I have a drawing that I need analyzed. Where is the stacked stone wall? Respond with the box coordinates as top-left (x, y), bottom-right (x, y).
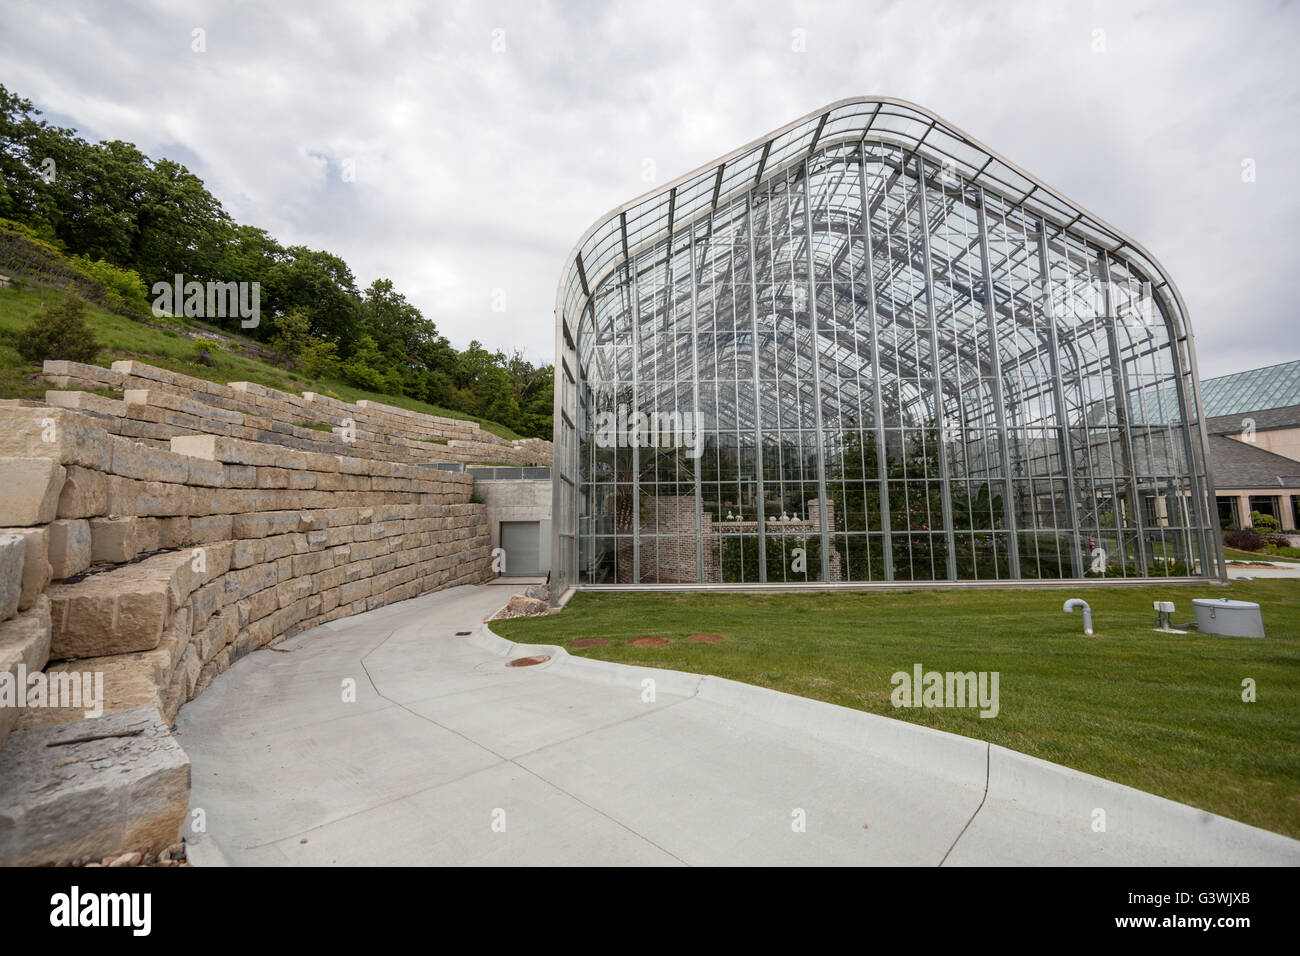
top-left (0, 361), bottom-right (525, 864)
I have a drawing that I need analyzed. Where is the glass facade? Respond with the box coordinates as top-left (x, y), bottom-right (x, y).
top-left (552, 99), bottom-right (1224, 593)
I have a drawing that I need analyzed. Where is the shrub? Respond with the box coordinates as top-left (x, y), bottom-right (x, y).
top-left (299, 338), bottom-right (340, 379)
top-left (70, 255), bottom-right (149, 314)
top-left (193, 336), bottom-right (223, 365)
top-left (1249, 510), bottom-right (1280, 532)
top-left (14, 296), bottom-right (100, 364)
top-left (1224, 528), bottom-right (1266, 552)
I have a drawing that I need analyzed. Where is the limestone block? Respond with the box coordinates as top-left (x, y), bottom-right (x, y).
top-left (171, 434), bottom-right (283, 468)
top-left (109, 437), bottom-right (191, 485)
top-left (0, 526), bottom-right (50, 610)
top-left (0, 706), bottom-right (189, 866)
top-left (0, 458), bottom-right (67, 526)
top-left (44, 390), bottom-right (126, 417)
top-left (0, 407), bottom-right (111, 471)
top-left (89, 516), bottom-right (140, 564)
top-left (46, 551), bottom-right (195, 659)
top-left (47, 519), bottom-right (91, 579)
top-left (188, 514), bottom-right (233, 545)
top-left (56, 465), bottom-right (109, 519)
top-left (0, 596), bottom-right (52, 748)
top-left (105, 474), bottom-right (191, 518)
top-left (0, 534), bottom-right (25, 622)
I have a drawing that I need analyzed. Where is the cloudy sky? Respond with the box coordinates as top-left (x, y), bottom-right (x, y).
top-left (2, 0), bottom-right (1296, 377)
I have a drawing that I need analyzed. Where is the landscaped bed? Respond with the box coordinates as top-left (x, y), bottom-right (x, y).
top-left (492, 579), bottom-right (1300, 839)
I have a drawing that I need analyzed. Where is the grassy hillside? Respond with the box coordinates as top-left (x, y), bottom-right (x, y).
top-left (0, 281), bottom-right (526, 441)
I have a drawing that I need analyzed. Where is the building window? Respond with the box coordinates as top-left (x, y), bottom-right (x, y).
top-left (1249, 496), bottom-right (1280, 524)
top-left (1216, 497), bottom-right (1239, 528)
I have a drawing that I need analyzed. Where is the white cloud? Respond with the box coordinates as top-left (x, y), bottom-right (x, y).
top-left (2, 0), bottom-right (1295, 376)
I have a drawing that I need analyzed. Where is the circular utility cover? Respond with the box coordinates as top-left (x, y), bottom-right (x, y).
top-left (507, 655), bottom-right (552, 667)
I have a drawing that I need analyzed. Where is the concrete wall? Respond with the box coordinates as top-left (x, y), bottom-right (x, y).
top-left (476, 479), bottom-right (551, 576)
top-left (1228, 426), bottom-right (1300, 463)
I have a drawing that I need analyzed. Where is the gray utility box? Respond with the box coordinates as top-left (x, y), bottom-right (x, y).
top-left (1193, 599), bottom-right (1265, 638)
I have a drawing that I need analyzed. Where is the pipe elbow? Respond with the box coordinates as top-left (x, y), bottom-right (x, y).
top-left (1063, 598), bottom-right (1094, 635)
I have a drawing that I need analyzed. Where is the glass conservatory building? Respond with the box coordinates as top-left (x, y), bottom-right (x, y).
top-left (551, 98), bottom-right (1224, 593)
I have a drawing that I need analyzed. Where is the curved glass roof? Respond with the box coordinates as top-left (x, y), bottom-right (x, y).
top-left (557, 97), bottom-right (1198, 360)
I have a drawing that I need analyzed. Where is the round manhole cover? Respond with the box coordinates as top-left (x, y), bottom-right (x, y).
top-left (688, 634), bottom-right (726, 643)
top-left (628, 637), bottom-right (669, 647)
top-left (507, 655), bottom-right (551, 668)
top-left (568, 638), bottom-right (609, 648)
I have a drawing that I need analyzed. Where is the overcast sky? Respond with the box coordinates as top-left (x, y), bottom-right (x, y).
top-left (2, 0), bottom-right (1296, 378)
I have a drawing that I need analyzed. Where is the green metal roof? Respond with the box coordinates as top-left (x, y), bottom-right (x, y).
top-left (1199, 359), bottom-right (1300, 418)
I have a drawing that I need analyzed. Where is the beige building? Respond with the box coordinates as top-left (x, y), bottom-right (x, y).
top-left (1199, 361), bottom-right (1300, 531)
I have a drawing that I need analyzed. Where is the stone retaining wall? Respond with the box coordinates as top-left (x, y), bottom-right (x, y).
top-left (0, 363), bottom-right (525, 864)
top-left (41, 359), bottom-right (552, 467)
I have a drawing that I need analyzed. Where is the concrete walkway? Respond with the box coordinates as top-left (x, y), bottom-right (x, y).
top-left (178, 585), bottom-right (1300, 866)
top-left (1226, 562), bottom-right (1300, 579)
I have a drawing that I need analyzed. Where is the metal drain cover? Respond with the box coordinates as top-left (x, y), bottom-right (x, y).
top-left (455, 631), bottom-right (471, 636)
top-left (507, 655), bottom-right (551, 668)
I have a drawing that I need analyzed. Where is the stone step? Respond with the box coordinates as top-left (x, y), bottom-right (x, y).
top-left (0, 705), bottom-right (189, 866)
top-left (45, 545), bottom-right (231, 660)
top-left (0, 596), bottom-right (52, 748)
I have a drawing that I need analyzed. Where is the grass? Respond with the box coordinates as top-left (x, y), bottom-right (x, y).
top-left (492, 579), bottom-right (1300, 838)
top-left (0, 283), bottom-right (525, 440)
top-left (1224, 546), bottom-right (1300, 564)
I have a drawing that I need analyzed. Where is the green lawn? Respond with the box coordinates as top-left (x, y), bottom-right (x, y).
top-left (0, 283), bottom-right (525, 440)
top-left (493, 579), bottom-right (1300, 838)
top-left (1225, 546), bottom-right (1300, 564)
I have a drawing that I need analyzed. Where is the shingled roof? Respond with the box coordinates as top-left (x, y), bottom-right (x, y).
top-left (1206, 403), bottom-right (1300, 436)
top-left (1208, 434), bottom-right (1300, 490)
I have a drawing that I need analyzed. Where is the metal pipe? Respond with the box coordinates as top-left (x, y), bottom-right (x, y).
top-left (1063, 597), bottom-right (1094, 635)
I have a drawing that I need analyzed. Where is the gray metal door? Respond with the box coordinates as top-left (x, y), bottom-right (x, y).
top-left (500, 521), bottom-right (541, 575)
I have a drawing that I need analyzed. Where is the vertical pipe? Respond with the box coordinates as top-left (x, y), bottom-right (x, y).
top-left (688, 226), bottom-right (705, 581)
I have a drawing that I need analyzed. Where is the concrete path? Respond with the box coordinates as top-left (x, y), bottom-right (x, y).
top-left (178, 585), bottom-right (1300, 866)
top-left (1226, 562), bottom-right (1300, 579)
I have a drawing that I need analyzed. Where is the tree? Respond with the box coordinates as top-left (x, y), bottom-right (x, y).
top-left (268, 309), bottom-right (313, 367)
top-left (15, 295), bottom-right (100, 364)
top-left (361, 278), bottom-right (439, 363)
top-left (263, 246), bottom-right (361, 347)
top-left (340, 334), bottom-right (402, 394)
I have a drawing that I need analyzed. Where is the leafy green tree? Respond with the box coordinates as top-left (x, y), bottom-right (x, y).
top-left (268, 309), bottom-right (313, 366)
top-left (0, 86), bottom-right (61, 230)
top-left (263, 246), bottom-right (361, 347)
top-left (340, 334), bottom-right (402, 394)
top-left (299, 338), bottom-right (341, 380)
top-left (360, 278), bottom-right (439, 362)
